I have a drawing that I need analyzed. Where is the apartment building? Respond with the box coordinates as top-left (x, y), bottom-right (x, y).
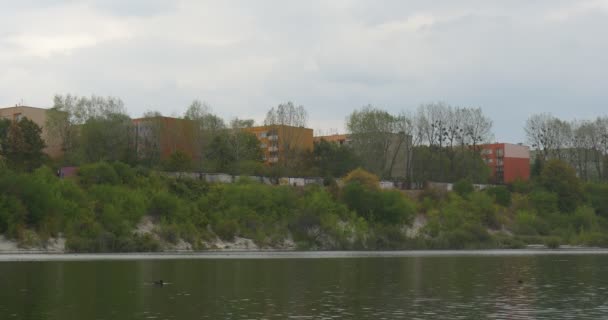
top-left (132, 116), bottom-right (201, 162)
top-left (244, 125), bottom-right (313, 164)
top-left (480, 143), bottom-right (530, 184)
top-left (0, 105), bottom-right (63, 158)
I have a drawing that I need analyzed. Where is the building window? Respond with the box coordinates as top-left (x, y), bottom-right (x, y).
top-left (496, 148), bottom-right (504, 157)
top-left (14, 113), bottom-right (23, 121)
top-left (259, 131), bottom-right (267, 138)
top-left (260, 143), bottom-right (267, 148)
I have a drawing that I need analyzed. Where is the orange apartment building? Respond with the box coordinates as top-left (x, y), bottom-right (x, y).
top-left (480, 143), bottom-right (530, 184)
top-left (132, 116), bottom-right (201, 162)
top-left (0, 105), bottom-right (63, 158)
top-left (244, 125), bottom-right (313, 164)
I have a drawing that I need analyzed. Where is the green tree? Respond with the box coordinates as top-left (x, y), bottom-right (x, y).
top-left (0, 118), bottom-right (46, 171)
top-left (313, 140), bottom-right (360, 177)
top-left (531, 157), bottom-right (544, 178)
top-left (540, 159), bottom-right (584, 213)
top-left (81, 113), bottom-right (134, 163)
top-left (163, 150), bottom-right (193, 172)
top-left (346, 106), bottom-right (410, 178)
top-left (50, 94), bottom-right (133, 165)
top-left (183, 99), bottom-right (226, 167)
top-left (205, 130), bottom-right (263, 174)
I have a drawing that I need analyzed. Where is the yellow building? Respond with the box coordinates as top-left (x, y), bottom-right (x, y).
top-left (0, 106), bottom-right (63, 158)
top-left (244, 125), bottom-right (313, 164)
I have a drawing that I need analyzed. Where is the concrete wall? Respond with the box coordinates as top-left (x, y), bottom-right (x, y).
top-left (159, 171), bottom-right (400, 189)
top-left (427, 181), bottom-right (491, 192)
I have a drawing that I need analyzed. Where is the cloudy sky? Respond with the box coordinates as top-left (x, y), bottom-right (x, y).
top-left (1, 0), bottom-right (607, 142)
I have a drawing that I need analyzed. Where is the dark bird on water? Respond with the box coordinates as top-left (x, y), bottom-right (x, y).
top-left (153, 280), bottom-right (165, 286)
top-left (517, 279), bottom-right (524, 284)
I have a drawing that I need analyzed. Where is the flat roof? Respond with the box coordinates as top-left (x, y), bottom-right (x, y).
top-left (0, 105), bottom-right (48, 111)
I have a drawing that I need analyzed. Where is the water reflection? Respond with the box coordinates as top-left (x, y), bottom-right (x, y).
top-left (0, 254), bottom-right (608, 319)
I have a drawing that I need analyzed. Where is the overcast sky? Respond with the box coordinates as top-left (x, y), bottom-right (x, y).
top-left (1, 1), bottom-right (607, 142)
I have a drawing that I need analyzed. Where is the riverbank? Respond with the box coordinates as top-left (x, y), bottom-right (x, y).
top-left (0, 231), bottom-right (594, 255)
top-left (2, 248), bottom-right (608, 262)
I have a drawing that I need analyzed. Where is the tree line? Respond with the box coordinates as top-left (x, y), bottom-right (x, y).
top-left (525, 113), bottom-right (608, 181)
top-left (345, 103), bottom-right (493, 185)
top-left (42, 94), bottom-right (496, 183)
top-left (3, 93), bottom-right (608, 186)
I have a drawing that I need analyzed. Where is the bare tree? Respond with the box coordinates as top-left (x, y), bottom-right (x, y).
top-left (460, 107), bottom-right (493, 149)
top-left (264, 101), bottom-right (308, 127)
top-left (525, 113), bottom-right (561, 160)
top-left (183, 99), bottom-right (226, 168)
top-left (264, 102), bottom-right (309, 169)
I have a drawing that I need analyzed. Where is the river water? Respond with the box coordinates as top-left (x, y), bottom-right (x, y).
top-left (1, 250), bottom-right (608, 319)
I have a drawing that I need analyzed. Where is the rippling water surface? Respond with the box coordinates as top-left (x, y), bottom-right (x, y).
top-left (1, 251), bottom-right (608, 319)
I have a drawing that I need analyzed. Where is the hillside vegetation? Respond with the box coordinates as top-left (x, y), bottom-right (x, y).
top-left (1, 160), bottom-right (607, 252)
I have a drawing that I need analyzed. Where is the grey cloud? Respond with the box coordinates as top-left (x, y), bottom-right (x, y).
top-left (1, 0), bottom-right (607, 142)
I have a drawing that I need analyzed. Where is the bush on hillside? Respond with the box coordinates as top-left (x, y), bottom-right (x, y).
top-left (453, 179), bottom-right (474, 198)
top-left (78, 162), bottom-right (120, 186)
top-left (486, 186), bottom-right (512, 207)
top-left (540, 160), bottom-right (584, 213)
top-left (343, 168), bottom-right (379, 190)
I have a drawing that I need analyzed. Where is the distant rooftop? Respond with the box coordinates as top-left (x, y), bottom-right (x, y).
top-left (0, 105), bottom-right (48, 110)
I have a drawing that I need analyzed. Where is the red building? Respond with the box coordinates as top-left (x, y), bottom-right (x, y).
top-left (480, 143), bottom-right (530, 184)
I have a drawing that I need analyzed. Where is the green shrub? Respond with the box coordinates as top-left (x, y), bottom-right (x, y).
top-left (544, 236), bottom-right (561, 249)
top-left (159, 223), bottom-right (180, 244)
top-left (78, 162), bottom-right (120, 186)
top-left (373, 224), bottom-right (407, 249)
top-left (486, 186), bottom-right (512, 207)
top-left (111, 162), bottom-right (136, 185)
top-left (162, 151), bottom-right (192, 172)
top-left (572, 206), bottom-right (598, 233)
top-left (215, 219), bottom-right (238, 241)
top-left (513, 210), bottom-right (547, 236)
top-left (577, 232), bottom-right (608, 247)
top-left (453, 179), bottom-right (474, 198)
top-left (133, 234), bottom-right (161, 252)
top-left (148, 191), bottom-right (180, 219)
top-left (0, 195), bottom-right (27, 238)
top-left (493, 233), bottom-right (525, 249)
top-left (468, 192), bottom-right (499, 228)
top-left (586, 183), bottom-right (608, 217)
top-left (540, 160), bottom-right (584, 213)
top-left (89, 185), bottom-right (147, 225)
top-left (529, 190), bottom-right (558, 216)
top-left (510, 178), bottom-right (532, 194)
top-left (341, 183), bottom-right (415, 224)
top-left (343, 168), bottom-right (379, 190)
